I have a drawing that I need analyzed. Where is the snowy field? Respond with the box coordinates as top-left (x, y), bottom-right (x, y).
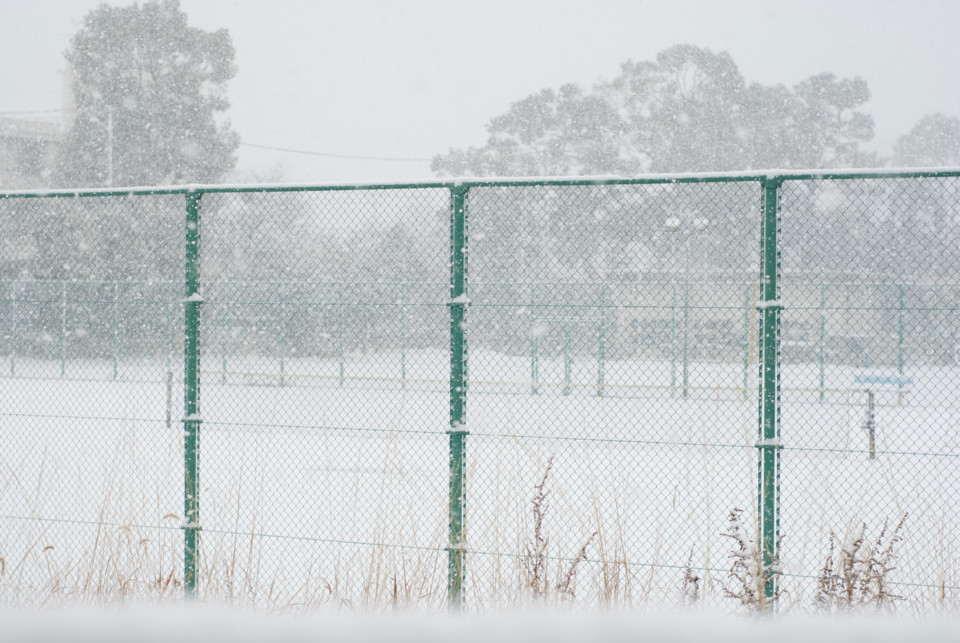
top-left (2, 605), bottom-right (960, 643)
top-left (1, 349), bottom-right (957, 611)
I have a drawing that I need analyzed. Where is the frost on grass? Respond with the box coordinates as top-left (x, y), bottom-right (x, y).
top-left (814, 514), bottom-right (908, 613)
top-left (682, 549), bottom-right (700, 606)
top-left (719, 507), bottom-right (780, 612)
top-left (521, 456), bottom-right (596, 603)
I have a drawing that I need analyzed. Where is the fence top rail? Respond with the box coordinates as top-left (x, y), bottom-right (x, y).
top-left (4, 278), bottom-right (960, 289)
top-left (2, 167), bottom-right (960, 199)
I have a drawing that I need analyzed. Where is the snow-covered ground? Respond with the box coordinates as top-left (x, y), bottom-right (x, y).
top-left (1, 605), bottom-right (959, 643)
top-left (0, 351), bottom-right (957, 610)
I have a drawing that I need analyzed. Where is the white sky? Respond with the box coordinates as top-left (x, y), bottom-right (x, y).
top-left (2, 0), bottom-right (959, 183)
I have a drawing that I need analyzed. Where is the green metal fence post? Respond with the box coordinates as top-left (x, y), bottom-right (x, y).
top-left (112, 281), bottom-right (119, 380)
top-left (60, 281), bottom-right (67, 378)
top-left (183, 190), bottom-right (203, 599)
top-left (819, 284), bottom-right (827, 403)
top-left (757, 177), bottom-right (782, 610)
top-left (447, 184), bottom-right (469, 610)
top-left (597, 284), bottom-right (606, 397)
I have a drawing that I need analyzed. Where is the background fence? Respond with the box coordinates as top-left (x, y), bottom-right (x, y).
top-left (0, 171), bottom-right (958, 612)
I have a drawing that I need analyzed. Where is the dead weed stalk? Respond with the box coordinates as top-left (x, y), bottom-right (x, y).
top-left (814, 514), bottom-right (908, 613)
top-left (522, 456), bottom-right (596, 602)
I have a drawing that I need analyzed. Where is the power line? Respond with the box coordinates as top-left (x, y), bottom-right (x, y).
top-left (240, 142), bottom-right (432, 163)
top-left (0, 109), bottom-right (63, 116)
top-left (0, 114), bottom-right (434, 163)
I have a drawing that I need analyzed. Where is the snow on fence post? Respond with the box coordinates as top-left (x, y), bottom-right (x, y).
top-left (757, 177), bottom-right (782, 610)
top-left (447, 184), bottom-right (469, 610)
top-left (183, 190), bottom-right (203, 599)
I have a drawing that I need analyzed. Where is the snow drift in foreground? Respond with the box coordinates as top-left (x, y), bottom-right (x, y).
top-left (1, 606), bottom-right (957, 643)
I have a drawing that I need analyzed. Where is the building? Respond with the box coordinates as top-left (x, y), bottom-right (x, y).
top-left (0, 67), bottom-right (74, 190)
top-left (0, 116), bottom-right (62, 190)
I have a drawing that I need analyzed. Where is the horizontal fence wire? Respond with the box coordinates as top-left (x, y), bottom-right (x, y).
top-left (0, 171), bottom-right (957, 612)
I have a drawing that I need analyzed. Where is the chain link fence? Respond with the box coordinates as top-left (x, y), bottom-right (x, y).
top-left (0, 172), bottom-right (957, 611)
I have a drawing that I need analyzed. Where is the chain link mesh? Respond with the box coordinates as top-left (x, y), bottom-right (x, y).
top-left (779, 176), bottom-right (960, 609)
top-left (466, 182), bottom-right (760, 606)
top-left (0, 193), bottom-right (185, 602)
top-left (0, 175), bottom-right (957, 611)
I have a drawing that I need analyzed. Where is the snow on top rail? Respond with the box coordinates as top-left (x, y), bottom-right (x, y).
top-left (2, 166), bottom-right (960, 199)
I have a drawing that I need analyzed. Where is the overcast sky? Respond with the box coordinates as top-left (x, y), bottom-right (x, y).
top-left (2, 0), bottom-right (959, 183)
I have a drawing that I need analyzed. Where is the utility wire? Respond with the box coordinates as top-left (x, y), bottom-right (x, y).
top-left (0, 109), bottom-right (63, 116)
top-left (0, 112), bottom-right (433, 163)
top-left (240, 142), bottom-right (432, 162)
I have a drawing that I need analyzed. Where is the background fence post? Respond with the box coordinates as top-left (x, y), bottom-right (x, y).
top-left (400, 282), bottom-right (407, 391)
top-left (183, 190), bottom-right (203, 599)
top-left (897, 284), bottom-right (906, 404)
top-left (447, 184), bottom-right (469, 610)
top-left (530, 283), bottom-right (539, 395)
top-left (9, 281), bottom-right (16, 376)
top-left (819, 283), bottom-right (827, 402)
top-left (220, 305), bottom-right (227, 385)
top-left (597, 284), bottom-right (606, 397)
top-left (670, 283), bottom-right (677, 396)
top-left (757, 177), bottom-right (782, 610)
top-left (338, 283), bottom-right (345, 387)
top-left (278, 282), bottom-right (286, 387)
top-left (682, 266), bottom-right (690, 399)
top-left (165, 281), bottom-right (173, 376)
top-left (60, 281), bottom-right (67, 378)
top-left (112, 281), bottom-right (119, 380)
top-left (743, 283), bottom-right (750, 401)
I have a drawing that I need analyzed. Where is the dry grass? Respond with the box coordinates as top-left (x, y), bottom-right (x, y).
top-left (717, 507), bottom-right (780, 613)
top-left (814, 514), bottom-right (908, 613)
top-left (0, 486), bottom-right (939, 615)
top-left (0, 407), bottom-right (951, 615)
top-left (520, 456), bottom-right (597, 603)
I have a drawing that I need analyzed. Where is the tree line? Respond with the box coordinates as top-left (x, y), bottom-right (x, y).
top-left (44, 2), bottom-right (960, 189)
top-left (432, 44), bottom-right (960, 177)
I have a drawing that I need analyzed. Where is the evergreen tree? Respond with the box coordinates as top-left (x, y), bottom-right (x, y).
top-left (432, 44), bottom-right (875, 177)
top-left (56, 0), bottom-right (238, 187)
top-left (894, 113), bottom-right (960, 166)
top-left (432, 84), bottom-right (631, 177)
